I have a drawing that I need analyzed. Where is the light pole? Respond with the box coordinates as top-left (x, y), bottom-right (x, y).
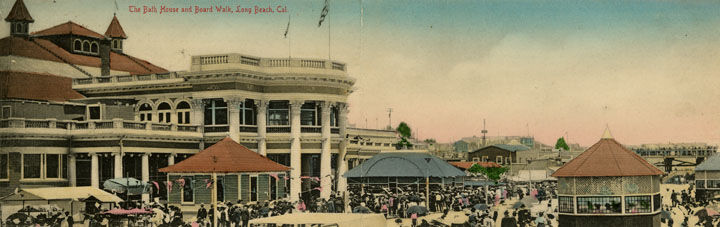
top-left (424, 157), bottom-right (431, 208)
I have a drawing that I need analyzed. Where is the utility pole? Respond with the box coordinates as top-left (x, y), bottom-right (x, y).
top-left (481, 119), bottom-right (488, 146)
top-left (387, 108), bottom-right (393, 129)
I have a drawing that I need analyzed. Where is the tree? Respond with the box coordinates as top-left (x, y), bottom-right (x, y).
top-left (555, 137), bottom-right (570, 151)
top-left (395, 122), bottom-right (413, 149)
top-left (423, 138), bottom-right (437, 144)
top-left (468, 164), bottom-right (507, 182)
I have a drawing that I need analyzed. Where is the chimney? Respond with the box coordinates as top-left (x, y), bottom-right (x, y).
top-left (100, 39), bottom-right (110, 76)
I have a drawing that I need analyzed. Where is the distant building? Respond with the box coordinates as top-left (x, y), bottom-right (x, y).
top-left (467, 144), bottom-right (530, 165)
top-left (694, 153), bottom-right (720, 203)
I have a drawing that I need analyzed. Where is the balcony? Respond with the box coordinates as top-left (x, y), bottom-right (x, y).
top-left (191, 54), bottom-right (347, 72)
top-left (0, 118), bottom-right (203, 135)
top-left (267, 126), bottom-right (291, 133)
top-left (240, 126), bottom-right (258, 133)
top-left (301, 126), bottom-right (321, 133)
top-left (204, 125), bottom-right (229, 133)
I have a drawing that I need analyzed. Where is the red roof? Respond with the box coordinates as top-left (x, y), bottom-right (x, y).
top-left (33, 21), bottom-right (105, 39)
top-left (449, 161), bottom-right (501, 170)
top-left (4, 0), bottom-right (33, 22)
top-left (0, 71), bottom-right (85, 102)
top-left (0, 36), bottom-right (168, 75)
top-left (104, 15), bottom-right (127, 39)
top-left (159, 137), bottom-right (291, 173)
top-left (551, 138), bottom-right (663, 177)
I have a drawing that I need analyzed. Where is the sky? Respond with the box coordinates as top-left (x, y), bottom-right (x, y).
top-left (2, 0), bottom-right (720, 146)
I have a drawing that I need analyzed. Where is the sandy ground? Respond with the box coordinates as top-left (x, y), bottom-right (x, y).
top-left (384, 184), bottom-right (717, 227)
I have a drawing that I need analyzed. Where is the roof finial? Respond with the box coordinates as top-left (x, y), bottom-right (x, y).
top-left (601, 124), bottom-right (613, 139)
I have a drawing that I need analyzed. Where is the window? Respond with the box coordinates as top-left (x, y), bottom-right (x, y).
top-left (267, 101), bottom-right (289, 126)
top-left (329, 106), bottom-right (339, 127)
top-left (300, 102), bottom-right (319, 126)
top-left (176, 102), bottom-right (191, 124)
top-left (625, 196), bottom-right (652, 213)
top-left (708, 180), bottom-right (720, 188)
top-left (0, 154), bottom-right (8, 179)
top-left (46, 154), bottom-right (60, 178)
top-left (472, 157), bottom-right (479, 162)
top-left (653, 194), bottom-right (661, 211)
top-left (1, 106), bottom-right (10, 119)
top-left (182, 176), bottom-right (194, 203)
top-left (112, 40), bottom-right (119, 49)
top-left (23, 154), bottom-right (41, 179)
top-left (250, 176), bottom-right (258, 201)
top-left (558, 196), bottom-right (574, 213)
top-left (576, 196), bottom-right (621, 214)
top-left (204, 99), bottom-right (227, 125)
top-left (74, 40), bottom-right (82, 51)
top-left (505, 157), bottom-right (511, 164)
top-left (240, 100), bottom-right (256, 125)
top-left (270, 175), bottom-right (277, 200)
top-left (87, 105), bottom-right (101, 120)
top-left (697, 180), bottom-right (705, 189)
top-left (157, 102), bottom-right (172, 123)
top-left (138, 103), bottom-right (153, 122)
top-left (482, 156), bottom-right (488, 162)
top-left (496, 156), bottom-right (503, 164)
top-left (82, 41), bottom-right (90, 52)
top-left (91, 42), bottom-right (98, 53)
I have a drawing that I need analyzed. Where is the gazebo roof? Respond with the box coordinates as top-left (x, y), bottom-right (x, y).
top-left (696, 153), bottom-right (720, 171)
top-left (343, 152), bottom-right (466, 178)
top-left (552, 129), bottom-right (663, 177)
top-left (159, 137), bottom-right (290, 173)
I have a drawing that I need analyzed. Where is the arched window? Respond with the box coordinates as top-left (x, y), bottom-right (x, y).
top-left (73, 40), bottom-right (82, 52)
top-left (176, 101), bottom-right (191, 124)
top-left (138, 103), bottom-right (153, 122)
top-left (14, 23), bottom-right (22, 34)
top-left (157, 102), bottom-right (172, 123)
top-left (82, 41), bottom-right (90, 52)
top-left (112, 40), bottom-right (118, 49)
top-left (91, 42), bottom-right (98, 53)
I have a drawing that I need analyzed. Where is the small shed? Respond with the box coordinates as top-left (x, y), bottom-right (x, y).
top-left (159, 137), bottom-right (290, 208)
top-left (695, 153), bottom-right (720, 202)
top-left (468, 144), bottom-right (530, 165)
top-left (552, 129), bottom-right (663, 227)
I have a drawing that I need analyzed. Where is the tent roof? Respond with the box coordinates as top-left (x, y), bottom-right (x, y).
top-left (552, 137), bottom-right (663, 177)
top-left (159, 137), bottom-right (290, 173)
top-left (343, 152), bottom-right (466, 178)
top-left (1, 187), bottom-right (122, 203)
top-left (696, 153), bottom-right (720, 171)
top-left (104, 15), bottom-right (127, 39)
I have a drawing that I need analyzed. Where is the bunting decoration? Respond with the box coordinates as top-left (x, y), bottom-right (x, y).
top-left (311, 177), bottom-right (320, 182)
top-left (300, 176), bottom-right (310, 179)
top-left (152, 181), bottom-right (160, 191)
top-left (313, 187), bottom-right (323, 192)
top-left (318, 0), bottom-right (329, 27)
top-left (284, 176), bottom-right (290, 180)
top-left (166, 181), bottom-right (173, 193)
top-left (205, 179), bottom-right (214, 189)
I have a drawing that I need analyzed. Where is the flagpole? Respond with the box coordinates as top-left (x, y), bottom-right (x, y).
top-left (328, 0), bottom-right (331, 60)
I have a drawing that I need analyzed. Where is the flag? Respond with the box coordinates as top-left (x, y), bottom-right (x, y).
top-left (283, 16), bottom-right (290, 38)
top-left (269, 173), bottom-right (279, 181)
top-left (176, 178), bottom-right (186, 188)
top-left (166, 181), bottom-right (173, 193)
top-left (318, 0), bottom-right (329, 27)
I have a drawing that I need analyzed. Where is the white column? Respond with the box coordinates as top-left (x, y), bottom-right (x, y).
top-left (336, 103), bottom-right (349, 193)
top-left (289, 100), bottom-right (303, 202)
top-left (256, 100), bottom-right (268, 155)
top-left (227, 98), bottom-right (243, 142)
top-left (190, 99), bottom-right (205, 126)
top-left (90, 153), bottom-right (99, 188)
top-left (141, 153), bottom-right (150, 202)
top-left (113, 152), bottom-right (123, 179)
top-left (168, 153), bottom-right (175, 166)
top-left (68, 154), bottom-right (77, 187)
top-left (320, 102), bottom-right (332, 199)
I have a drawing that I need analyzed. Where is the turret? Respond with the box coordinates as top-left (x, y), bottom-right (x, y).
top-left (104, 14), bottom-right (127, 53)
top-left (4, 0), bottom-right (34, 37)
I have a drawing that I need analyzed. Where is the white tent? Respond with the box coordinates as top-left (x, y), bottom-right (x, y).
top-left (0, 187), bottom-right (122, 221)
top-left (249, 213), bottom-right (386, 227)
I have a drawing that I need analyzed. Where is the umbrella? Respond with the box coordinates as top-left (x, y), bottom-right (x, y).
top-left (521, 196), bottom-right (539, 207)
top-left (660, 210), bottom-right (672, 219)
top-left (407, 205), bottom-right (428, 216)
top-left (103, 208), bottom-right (153, 215)
top-left (474, 204), bottom-right (489, 211)
top-left (696, 208), bottom-right (720, 217)
top-left (103, 178), bottom-right (148, 195)
top-left (512, 201), bottom-right (526, 209)
top-left (408, 195), bottom-right (423, 202)
top-left (352, 206), bottom-right (371, 213)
